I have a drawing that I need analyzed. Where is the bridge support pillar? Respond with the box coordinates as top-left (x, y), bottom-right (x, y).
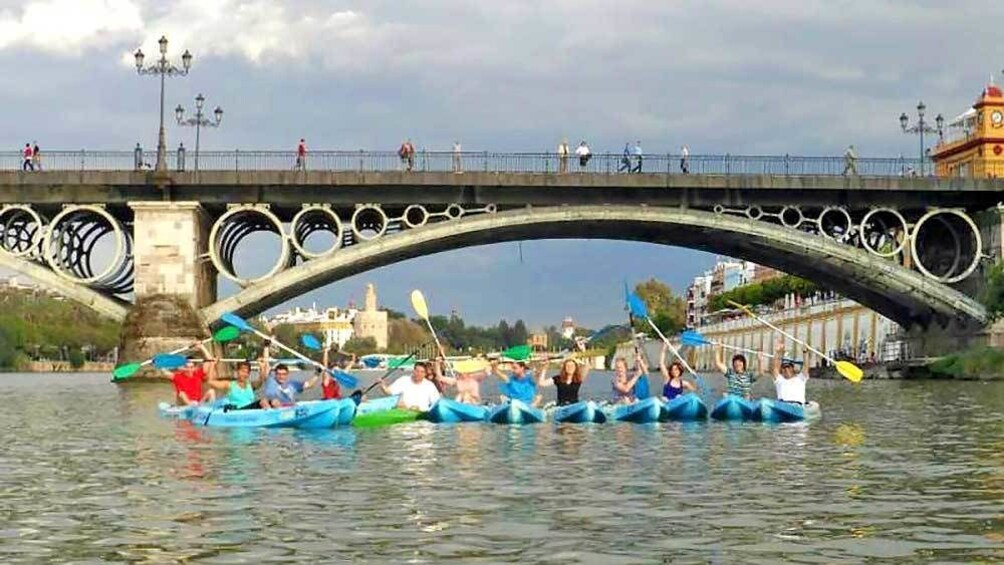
top-left (118, 202), bottom-right (218, 376)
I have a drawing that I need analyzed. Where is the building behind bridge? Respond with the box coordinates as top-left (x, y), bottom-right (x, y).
top-left (262, 283), bottom-right (389, 350)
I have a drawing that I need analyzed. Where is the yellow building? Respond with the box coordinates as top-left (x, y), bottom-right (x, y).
top-left (932, 81), bottom-right (1004, 178)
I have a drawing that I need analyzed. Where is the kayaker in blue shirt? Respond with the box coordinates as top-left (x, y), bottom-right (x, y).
top-left (714, 344), bottom-right (766, 400)
top-left (611, 354), bottom-right (646, 404)
top-left (259, 342), bottom-right (319, 408)
top-left (659, 343), bottom-right (696, 401)
top-left (491, 359), bottom-right (544, 407)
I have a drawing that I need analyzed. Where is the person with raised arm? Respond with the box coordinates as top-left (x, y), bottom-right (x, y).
top-left (659, 342), bottom-right (696, 401)
top-left (714, 344), bottom-right (767, 400)
top-left (491, 359), bottom-right (543, 407)
top-left (163, 341), bottom-right (218, 406)
top-left (610, 354), bottom-right (646, 405)
top-left (537, 357), bottom-right (591, 406)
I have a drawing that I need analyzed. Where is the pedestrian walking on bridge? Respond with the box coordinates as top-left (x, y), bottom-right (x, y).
top-left (618, 142), bottom-right (632, 173)
top-left (557, 138), bottom-right (570, 173)
top-left (842, 145), bottom-right (858, 176)
top-left (31, 142), bottom-right (41, 171)
top-left (680, 145), bottom-right (690, 174)
top-left (575, 141), bottom-right (591, 170)
top-left (632, 140), bottom-right (643, 173)
top-left (452, 141), bottom-right (463, 174)
top-left (295, 139), bottom-right (307, 171)
top-left (21, 143), bottom-right (33, 172)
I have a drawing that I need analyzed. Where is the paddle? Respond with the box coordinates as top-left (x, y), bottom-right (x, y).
top-left (300, 334), bottom-right (323, 351)
top-left (111, 325), bottom-right (241, 381)
top-left (410, 290), bottom-right (456, 378)
top-left (219, 312), bottom-right (359, 388)
top-left (726, 300), bottom-right (863, 383)
top-left (152, 353), bottom-right (187, 370)
top-left (623, 287), bottom-right (652, 400)
top-left (627, 292), bottom-right (711, 398)
top-left (487, 344), bottom-right (533, 362)
top-left (681, 329), bottom-right (774, 358)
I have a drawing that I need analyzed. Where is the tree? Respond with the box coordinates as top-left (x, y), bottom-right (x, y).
top-left (981, 262), bottom-right (1004, 321)
top-left (633, 278), bottom-right (686, 335)
top-left (387, 318), bottom-right (429, 354)
top-left (512, 319), bottom-right (528, 346)
top-left (498, 320), bottom-right (512, 348)
top-left (342, 336), bottom-right (378, 355)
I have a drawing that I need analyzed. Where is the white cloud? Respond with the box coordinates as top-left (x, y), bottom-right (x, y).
top-left (0, 0), bottom-right (142, 53)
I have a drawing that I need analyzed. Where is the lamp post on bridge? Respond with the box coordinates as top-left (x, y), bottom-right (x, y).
top-left (134, 36), bottom-right (192, 173)
top-left (175, 94), bottom-right (223, 174)
top-left (899, 101), bottom-right (943, 176)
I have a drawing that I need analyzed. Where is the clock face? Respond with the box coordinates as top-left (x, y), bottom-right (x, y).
top-left (993, 110), bottom-right (1004, 126)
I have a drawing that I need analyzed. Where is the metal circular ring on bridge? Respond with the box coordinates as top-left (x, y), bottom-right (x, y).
top-left (859, 208), bottom-right (908, 258)
top-left (42, 204), bottom-right (133, 293)
top-left (445, 204), bottom-right (465, 220)
top-left (290, 206), bottom-right (343, 259)
top-left (209, 205), bottom-right (291, 285)
top-left (745, 205), bottom-right (764, 220)
top-left (401, 205), bottom-right (429, 229)
top-left (817, 206), bottom-right (854, 241)
top-left (0, 205), bottom-right (46, 258)
top-left (779, 206), bottom-right (804, 228)
top-left (910, 209), bottom-right (982, 284)
top-left (713, 205), bottom-right (725, 215)
top-left (484, 204), bottom-right (498, 215)
top-left (351, 204), bottom-right (389, 241)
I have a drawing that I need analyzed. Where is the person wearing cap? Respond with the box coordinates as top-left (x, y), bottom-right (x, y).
top-left (163, 342), bottom-right (218, 406)
top-left (714, 344), bottom-right (766, 400)
top-left (772, 337), bottom-right (811, 405)
top-left (491, 359), bottom-right (544, 407)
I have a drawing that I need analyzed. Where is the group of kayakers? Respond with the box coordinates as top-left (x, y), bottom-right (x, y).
top-left (164, 332), bottom-right (812, 413)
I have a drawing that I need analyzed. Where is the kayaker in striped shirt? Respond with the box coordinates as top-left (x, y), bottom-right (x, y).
top-left (714, 345), bottom-right (766, 400)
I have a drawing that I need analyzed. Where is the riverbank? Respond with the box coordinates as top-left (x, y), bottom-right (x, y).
top-left (807, 351), bottom-right (1004, 380)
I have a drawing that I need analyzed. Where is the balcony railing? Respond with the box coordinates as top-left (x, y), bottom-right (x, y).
top-left (4, 149), bottom-right (1001, 178)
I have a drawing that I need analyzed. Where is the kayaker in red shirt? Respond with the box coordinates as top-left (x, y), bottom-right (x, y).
top-left (164, 342), bottom-right (218, 406)
top-left (319, 345), bottom-right (356, 400)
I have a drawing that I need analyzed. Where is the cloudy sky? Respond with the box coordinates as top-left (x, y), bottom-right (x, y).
top-left (2, 0), bottom-right (1002, 328)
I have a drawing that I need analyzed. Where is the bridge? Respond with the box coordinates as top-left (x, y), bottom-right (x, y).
top-left (1, 150), bottom-right (1001, 368)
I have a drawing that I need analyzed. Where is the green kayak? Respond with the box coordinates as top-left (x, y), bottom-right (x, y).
top-left (352, 408), bottom-right (423, 428)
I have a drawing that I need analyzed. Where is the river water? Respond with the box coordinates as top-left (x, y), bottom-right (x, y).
top-left (1, 372), bottom-right (1002, 563)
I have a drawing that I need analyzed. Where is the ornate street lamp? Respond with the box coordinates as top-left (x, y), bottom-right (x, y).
top-left (134, 35), bottom-right (192, 173)
top-left (899, 100), bottom-right (943, 176)
top-left (175, 93), bottom-right (223, 174)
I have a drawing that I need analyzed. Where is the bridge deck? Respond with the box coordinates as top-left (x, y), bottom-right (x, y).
top-left (0, 170), bottom-right (1002, 211)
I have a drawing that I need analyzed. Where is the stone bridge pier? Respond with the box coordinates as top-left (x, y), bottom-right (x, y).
top-left (119, 202), bottom-right (217, 372)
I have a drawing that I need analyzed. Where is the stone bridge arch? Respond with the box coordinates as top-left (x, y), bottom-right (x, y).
top-left (201, 205), bottom-right (986, 329)
top-left (0, 250), bottom-right (129, 321)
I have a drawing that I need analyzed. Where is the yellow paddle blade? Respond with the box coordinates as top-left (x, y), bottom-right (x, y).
top-left (452, 359), bottom-right (489, 373)
top-left (410, 290), bottom-right (429, 320)
top-left (836, 360), bottom-right (864, 383)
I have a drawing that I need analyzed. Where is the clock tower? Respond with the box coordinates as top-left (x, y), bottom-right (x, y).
top-left (931, 79), bottom-right (1004, 178)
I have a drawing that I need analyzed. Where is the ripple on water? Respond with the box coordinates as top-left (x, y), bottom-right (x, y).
top-left (0, 374), bottom-right (1003, 562)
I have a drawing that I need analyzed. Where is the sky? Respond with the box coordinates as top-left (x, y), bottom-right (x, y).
top-left (2, 0), bottom-right (1003, 329)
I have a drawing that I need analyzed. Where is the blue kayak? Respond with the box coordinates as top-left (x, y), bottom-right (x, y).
top-left (488, 400), bottom-right (545, 424)
top-left (426, 398), bottom-right (489, 423)
top-left (190, 399), bottom-right (342, 429)
top-left (552, 401), bottom-right (607, 424)
top-left (710, 396), bottom-right (757, 421)
top-left (357, 395), bottom-right (399, 416)
top-left (753, 398), bottom-right (822, 423)
top-left (158, 399), bottom-right (227, 419)
top-left (660, 394), bottom-right (708, 422)
top-left (610, 397), bottom-right (663, 424)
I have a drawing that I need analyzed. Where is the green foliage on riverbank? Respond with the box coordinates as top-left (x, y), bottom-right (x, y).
top-left (979, 262), bottom-right (1004, 322)
top-left (928, 347), bottom-right (1004, 380)
top-left (708, 275), bottom-right (819, 312)
top-left (0, 288), bottom-right (119, 369)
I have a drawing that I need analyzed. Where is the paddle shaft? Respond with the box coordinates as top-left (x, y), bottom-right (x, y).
top-left (728, 301), bottom-right (831, 364)
top-left (711, 340), bottom-right (774, 358)
top-left (250, 326), bottom-right (333, 374)
top-left (421, 318), bottom-right (456, 379)
top-left (140, 336), bottom-right (215, 369)
top-left (645, 318), bottom-right (700, 377)
top-left (362, 347), bottom-right (423, 395)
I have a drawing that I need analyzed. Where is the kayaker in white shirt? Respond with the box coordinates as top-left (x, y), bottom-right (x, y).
top-left (772, 337), bottom-right (810, 405)
top-left (378, 361), bottom-right (442, 411)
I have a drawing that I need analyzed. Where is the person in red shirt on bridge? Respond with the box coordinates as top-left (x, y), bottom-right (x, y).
top-left (165, 342), bottom-right (218, 406)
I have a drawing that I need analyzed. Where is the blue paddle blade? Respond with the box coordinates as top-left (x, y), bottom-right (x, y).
top-left (300, 334), bottom-right (322, 351)
top-left (361, 357), bottom-right (381, 369)
top-left (330, 368), bottom-right (359, 388)
top-left (680, 330), bottom-right (709, 347)
top-left (152, 353), bottom-right (187, 370)
top-left (220, 312), bottom-right (252, 332)
top-left (627, 293), bottom-right (649, 319)
top-left (634, 372), bottom-right (651, 400)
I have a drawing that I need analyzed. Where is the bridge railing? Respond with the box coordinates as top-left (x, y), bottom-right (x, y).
top-left (2, 149), bottom-right (993, 177)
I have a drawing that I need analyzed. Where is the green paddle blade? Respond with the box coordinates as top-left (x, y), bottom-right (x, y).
top-left (502, 344), bottom-right (532, 361)
top-left (111, 362), bottom-right (142, 381)
top-left (836, 360), bottom-right (864, 383)
top-left (213, 325), bottom-right (241, 342)
top-left (388, 356), bottom-right (415, 369)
